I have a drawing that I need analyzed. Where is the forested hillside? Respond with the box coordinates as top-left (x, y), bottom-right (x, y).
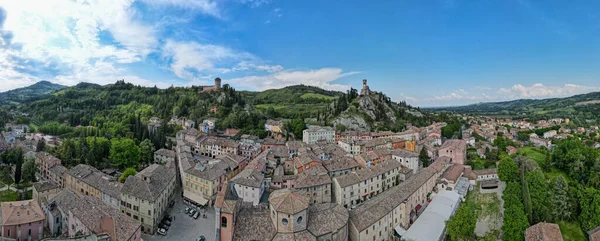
top-left (0, 81), bottom-right (66, 104)
top-left (429, 92), bottom-right (600, 124)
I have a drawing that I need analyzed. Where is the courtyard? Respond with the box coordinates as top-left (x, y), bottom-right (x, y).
top-left (142, 193), bottom-right (216, 241)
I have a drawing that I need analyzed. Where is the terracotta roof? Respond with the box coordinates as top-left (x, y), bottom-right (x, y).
top-left (269, 189), bottom-right (310, 214)
top-left (349, 166), bottom-right (438, 231)
top-left (441, 164), bottom-right (464, 183)
top-left (231, 168), bottom-right (264, 188)
top-left (48, 164), bottom-right (68, 177)
top-left (294, 165), bottom-right (331, 189)
top-left (121, 164), bottom-right (176, 201)
top-left (155, 148), bottom-right (176, 158)
top-left (323, 156), bottom-right (359, 172)
top-left (49, 190), bottom-right (141, 241)
top-left (334, 160), bottom-right (403, 188)
top-left (525, 222), bottom-right (564, 241)
top-left (68, 164), bottom-right (121, 198)
top-left (307, 203), bottom-right (349, 237)
top-left (588, 225), bottom-right (600, 241)
top-left (390, 149), bottom-right (419, 158)
top-left (272, 230), bottom-right (316, 241)
top-left (233, 204), bottom-right (276, 241)
top-left (32, 181), bottom-right (60, 193)
top-left (1, 200), bottom-right (45, 226)
top-left (473, 168), bottom-right (498, 176)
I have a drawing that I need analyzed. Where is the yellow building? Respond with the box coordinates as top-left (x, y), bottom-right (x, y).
top-left (182, 154), bottom-right (247, 207)
top-left (120, 164), bottom-right (177, 234)
top-left (65, 164), bottom-right (121, 209)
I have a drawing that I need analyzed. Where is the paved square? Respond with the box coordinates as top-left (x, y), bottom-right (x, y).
top-left (142, 194), bottom-right (215, 241)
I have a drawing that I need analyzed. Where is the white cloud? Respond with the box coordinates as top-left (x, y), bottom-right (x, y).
top-left (430, 90), bottom-right (478, 101)
top-left (498, 83), bottom-right (600, 99)
top-left (162, 40), bottom-right (284, 81)
top-left (0, 0), bottom-right (160, 90)
top-left (238, 0), bottom-right (272, 8)
top-left (139, 0), bottom-right (221, 18)
top-left (228, 68), bottom-right (359, 91)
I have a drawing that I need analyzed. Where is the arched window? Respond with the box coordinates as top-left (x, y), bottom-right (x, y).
top-left (221, 217), bottom-right (228, 228)
top-left (297, 216), bottom-right (303, 224)
top-left (282, 218), bottom-right (289, 225)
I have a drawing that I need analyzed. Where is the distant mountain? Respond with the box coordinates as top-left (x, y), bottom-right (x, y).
top-left (0, 81), bottom-right (66, 104)
top-left (429, 92), bottom-right (600, 120)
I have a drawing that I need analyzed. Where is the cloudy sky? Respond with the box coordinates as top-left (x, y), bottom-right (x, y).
top-left (1, 0), bottom-right (600, 107)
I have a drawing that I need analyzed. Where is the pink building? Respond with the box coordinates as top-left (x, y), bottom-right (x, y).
top-left (1, 200), bottom-right (45, 241)
top-left (35, 152), bottom-right (62, 180)
top-left (438, 139), bottom-right (467, 165)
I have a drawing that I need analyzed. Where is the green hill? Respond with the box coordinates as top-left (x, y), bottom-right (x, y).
top-left (0, 80), bottom-right (436, 134)
top-left (429, 92), bottom-right (600, 123)
top-left (0, 81), bottom-right (66, 104)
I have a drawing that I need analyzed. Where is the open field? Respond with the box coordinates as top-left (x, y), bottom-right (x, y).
top-left (558, 221), bottom-right (586, 241)
top-left (301, 93), bottom-right (338, 100)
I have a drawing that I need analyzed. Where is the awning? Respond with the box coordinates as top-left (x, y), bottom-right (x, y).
top-left (184, 190), bottom-right (209, 206)
top-left (394, 225), bottom-right (407, 237)
top-left (415, 204), bottom-right (423, 211)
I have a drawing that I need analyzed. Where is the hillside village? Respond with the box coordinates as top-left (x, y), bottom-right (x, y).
top-left (0, 81), bottom-right (599, 241)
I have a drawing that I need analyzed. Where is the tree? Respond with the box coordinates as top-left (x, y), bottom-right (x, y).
top-left (446, 202), bottom-right (477, 241)
top-left (494, 134), bottom-right (508, 152)
top-left (12, 148), bottom-right (23, 184)
top-left (110, 138), bottom-right (141, 169)
top-left (522, 179), bottom-right (533, 224)
top-left (335, 124), bottom-right (346, 132)
top-left (502, 182), bottom-right (530, 241)
top-left (36, 141), bottom-right (46, 152)
top-left (542, 150), bottom-right (552, 172)
top-left (551, 175), bottom-right (571, 221)
top-left (21, 159), bottom-right (38, 183)
top-left (119, 168), bottom-right (137, 183)
top-left (419, 147), bottom-right (430, 167)
top-left (526, 170), bottom-right (550, 223)
top-left (498, 158), bottom-right (518, 182)
top-left (579, 187), bottom-right (600, 231)
top-left (139, 139), bottom-right (155, 166)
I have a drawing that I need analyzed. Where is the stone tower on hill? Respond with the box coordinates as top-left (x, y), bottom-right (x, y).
top-left (360, 79), bottom-right (371, 96)
top-left (201, 77), bottom-right (222, 92)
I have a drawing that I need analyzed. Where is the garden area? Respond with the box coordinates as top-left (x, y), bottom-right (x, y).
top-left (446, 184), bottom-right (504, 241)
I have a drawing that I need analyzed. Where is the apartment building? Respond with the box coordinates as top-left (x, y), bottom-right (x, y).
top-left (120, 164), bottom-right (176, 234)
top-left (332, 161), bottom-right (408, 208)
top-left (294, 165), bottom-right (332, 204)
top-left (65, 164), bottom-right (122, 209)
top-left (303, 126), bottom-right (336, 144)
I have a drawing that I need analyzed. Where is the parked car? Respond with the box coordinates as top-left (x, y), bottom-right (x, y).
top-left (162, 219), bottom-right (172, 227)
top-left (196, 236), bottom-right (206, 241)
top-left (157, 228), bottom-right (167, 236)
top-left (169, 200), bottom-right (175, 208)
top-left (189, 210), bottom-right (197, 217)
top-left (185, 207), bottom-right (192, 214)
top-left (193, 212), bottom-right (200, 219)
top-left (164, 215), bottom-right (174, 222)
top-left (159, 223), bottom-right (170, 231)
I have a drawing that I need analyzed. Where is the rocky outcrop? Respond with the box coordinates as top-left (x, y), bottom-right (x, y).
top-left (333, 113), bottom-right (371, 131)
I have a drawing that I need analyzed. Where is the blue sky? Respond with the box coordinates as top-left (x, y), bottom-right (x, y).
top-left (1, 0), bottom-right (600, 107)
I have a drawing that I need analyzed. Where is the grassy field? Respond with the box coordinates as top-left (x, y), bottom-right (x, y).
top-left (518, 147), bottom-right (546, 163)
top-left (518, 147), bottom-right (572, 182)
top-left (300, 93), bottom-right (337, 100)
top-left (0, 190), bottom-right (19, 202)
top-left (558, 221), bottom-right (586, 241)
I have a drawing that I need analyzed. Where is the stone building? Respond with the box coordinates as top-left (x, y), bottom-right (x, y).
top-left (120, 164), bottom-right (176, 234)
top-left (217, 188), bottom-right (350, 241)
